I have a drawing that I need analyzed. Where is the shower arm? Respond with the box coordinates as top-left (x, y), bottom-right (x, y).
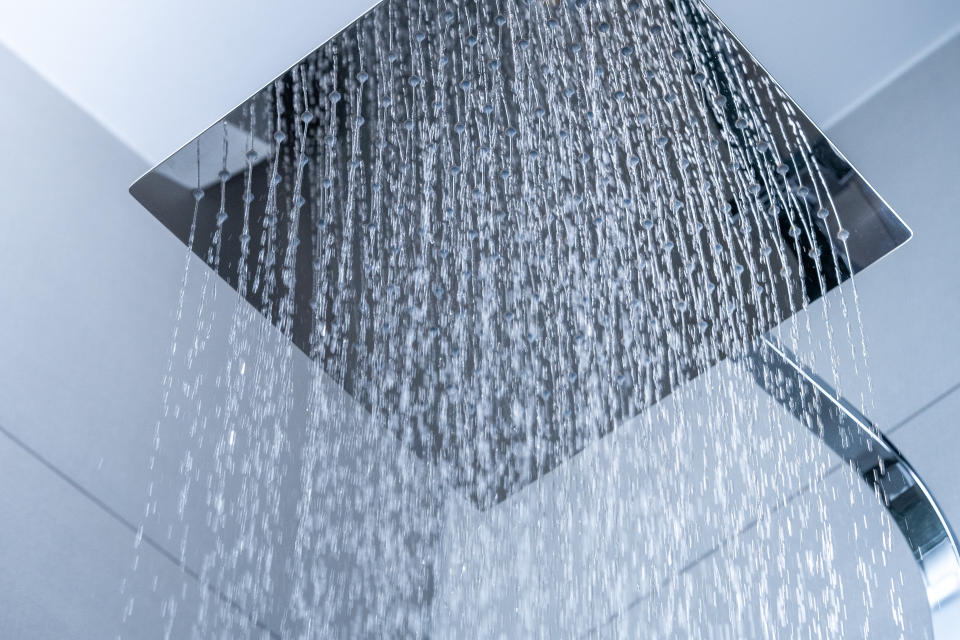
top-left (749, 337), bottom-right (960, 637)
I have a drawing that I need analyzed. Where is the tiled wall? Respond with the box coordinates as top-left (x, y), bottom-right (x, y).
top-left (0, 28), bottom-right (957, 640)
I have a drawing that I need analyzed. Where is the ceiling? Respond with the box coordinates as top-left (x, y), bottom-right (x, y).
top-left (1, 0), bottom-right (959, 166)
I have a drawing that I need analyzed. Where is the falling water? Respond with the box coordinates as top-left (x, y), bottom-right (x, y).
top-left (123, 0), bottom-right (916, 637)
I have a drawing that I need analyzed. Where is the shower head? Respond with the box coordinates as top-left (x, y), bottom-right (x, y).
top-left (130, 0), bottom-right (910, 508)
top-left (130, 0), bottom-right (910, 507)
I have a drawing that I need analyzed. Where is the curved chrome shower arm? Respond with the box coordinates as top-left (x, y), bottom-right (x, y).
top-left (749, 337), bottom-right (960, 637)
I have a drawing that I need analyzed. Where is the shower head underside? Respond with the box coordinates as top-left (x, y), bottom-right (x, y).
top-left (131, 0), bottom-right (909, 507)
top-left (131, 0), bottom-right (960, 632)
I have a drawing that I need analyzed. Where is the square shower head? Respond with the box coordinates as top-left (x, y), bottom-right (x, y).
top-left (130, 0), bottom-right (910, 508)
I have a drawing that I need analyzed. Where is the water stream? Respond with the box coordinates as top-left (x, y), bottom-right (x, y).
top-left (123, 0), bottom-right (913, 637)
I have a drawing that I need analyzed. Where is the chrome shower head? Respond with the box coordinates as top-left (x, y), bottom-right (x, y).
top-left (130, 0), bottom-right (910, 507)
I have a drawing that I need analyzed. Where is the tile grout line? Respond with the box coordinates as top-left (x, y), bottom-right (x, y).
top-left (822, 24), bottom-right (960, 131)
top-left (885, 379), bottom-right (960, 437)
top-left (0, 421), bottom-right (281, 639)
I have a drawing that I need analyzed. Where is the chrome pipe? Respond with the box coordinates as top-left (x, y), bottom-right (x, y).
top-left (750, 337), bottom-right (960, 638)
